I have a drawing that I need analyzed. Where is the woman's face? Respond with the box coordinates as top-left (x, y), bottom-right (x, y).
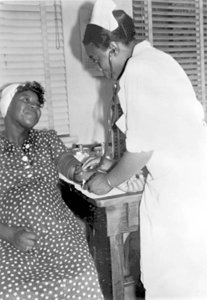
top-left (85, 43), bottom-right (125, 80)
top-left (7, 90), bottom-right (42, 129)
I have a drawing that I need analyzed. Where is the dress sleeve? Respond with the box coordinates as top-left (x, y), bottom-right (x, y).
top-left (45, 130), bottom-right (80, 178)
top-left (46, 130), bottom-right (71, 160)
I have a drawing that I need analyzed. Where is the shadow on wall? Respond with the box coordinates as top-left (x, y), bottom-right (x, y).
top-left (68, 1), bottom-right (113, 143)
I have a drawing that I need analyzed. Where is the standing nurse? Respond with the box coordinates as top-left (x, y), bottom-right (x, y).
top-left (83, 0), bottom-right (207, 299)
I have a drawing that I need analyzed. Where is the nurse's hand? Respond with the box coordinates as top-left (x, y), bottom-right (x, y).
top-left (117, 173), bottom-right (146, 193)
top-left (83, 172), bottom-right (112, 195)
top-left (6, 226), bottom-right (38, 252)
top-left (73, 164), bottom-right (97, 185)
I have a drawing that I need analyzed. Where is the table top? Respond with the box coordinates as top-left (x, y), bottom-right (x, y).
top-left (59, 174), bottom-right (143, 208)
top-left (86, 191), bottom-right (143, 208)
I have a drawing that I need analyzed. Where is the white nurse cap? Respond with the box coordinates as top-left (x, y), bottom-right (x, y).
top-left (0, 83), bottom-right (21, 118)
top-left (90, 0), bottom-right (119, 31)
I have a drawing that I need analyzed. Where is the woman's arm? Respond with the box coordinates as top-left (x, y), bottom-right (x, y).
top-left (82, 156), bottom-right (117, 172)
top-left (55, 152), bottom-right (82, 180)
top-left (48, 131), bottom-right (96, 184)
top-left (56, 152), bottom-right (97, 184)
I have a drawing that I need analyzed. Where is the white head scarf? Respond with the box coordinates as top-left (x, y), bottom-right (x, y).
top-left (90, 0), bottom-right (118, 31)
top-left (0, 83), bottom-right (22, 118)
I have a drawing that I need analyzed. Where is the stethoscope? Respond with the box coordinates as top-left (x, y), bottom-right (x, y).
top-left (74, 50), bottom-right (119, 183)
top-left (90, 49), bottom-right (119, 169)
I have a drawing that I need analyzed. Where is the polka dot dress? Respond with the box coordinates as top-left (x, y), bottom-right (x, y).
top-left (0, 129), bottom-right (104, 300)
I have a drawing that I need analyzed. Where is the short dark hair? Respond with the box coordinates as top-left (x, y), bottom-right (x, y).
top-left (83, 10), bottom-right (136, 50)
top-left (16, 81), bottom-right (45, 106)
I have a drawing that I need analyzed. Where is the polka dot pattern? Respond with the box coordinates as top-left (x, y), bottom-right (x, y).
top-left (0, 129), bottom-right (104, 300)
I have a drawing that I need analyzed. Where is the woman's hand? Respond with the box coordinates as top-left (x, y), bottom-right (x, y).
top-left (82, 157), bottom-right (115, 172)
top-left (6, 226), bottom-right (38, 252)
top-left (83, 172), bottom-right (112, 195)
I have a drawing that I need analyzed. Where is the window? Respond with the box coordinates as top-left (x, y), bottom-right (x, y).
top-left (133, 0), bottom-right (207, 118)
top-left (0, 0), bottom-right (72, 146)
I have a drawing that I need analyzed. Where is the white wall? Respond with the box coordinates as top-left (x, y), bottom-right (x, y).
top-left (61, 0), bottom-right (132, 145)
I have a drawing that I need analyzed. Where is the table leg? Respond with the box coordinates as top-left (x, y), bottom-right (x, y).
top-left (87, 210), bottom-right (113, 300)
top-left (109, 234), bottom-right (125, 300)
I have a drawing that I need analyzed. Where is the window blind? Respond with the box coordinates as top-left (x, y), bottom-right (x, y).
top-left (133, 0), bottom-right (207, 118)
top-left (0, 0), bottom-right (72, 146)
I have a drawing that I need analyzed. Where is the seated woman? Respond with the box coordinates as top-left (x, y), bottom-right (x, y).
top-left (0, 81), bottom-right (104, 300)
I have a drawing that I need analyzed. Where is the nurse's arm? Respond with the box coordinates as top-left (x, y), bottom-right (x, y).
top-left (84, 150), bottom-right (153, 195)
top-left (106, 150), bottom-right (153, 187)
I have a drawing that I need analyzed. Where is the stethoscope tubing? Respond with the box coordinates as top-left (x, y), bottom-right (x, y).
top-left (83, 51), bottom-right (118, 172)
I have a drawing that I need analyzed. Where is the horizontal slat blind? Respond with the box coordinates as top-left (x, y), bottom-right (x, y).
top-left (133, 0), bottom-right (207, 118)
top-left (0, 1), bottom-right (71, 146)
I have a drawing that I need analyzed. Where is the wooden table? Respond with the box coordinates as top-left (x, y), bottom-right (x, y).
top-left (59, 179), bottom-right (142, 300)
top-left (85, 191), bottom-right (143, 300)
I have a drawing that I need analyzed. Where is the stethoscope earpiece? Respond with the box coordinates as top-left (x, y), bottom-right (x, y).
top-left (110, 49), bottom-right (115, 56)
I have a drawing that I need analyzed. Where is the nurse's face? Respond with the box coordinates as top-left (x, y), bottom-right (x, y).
top-left (85, 43), bottom-right (125, 80)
